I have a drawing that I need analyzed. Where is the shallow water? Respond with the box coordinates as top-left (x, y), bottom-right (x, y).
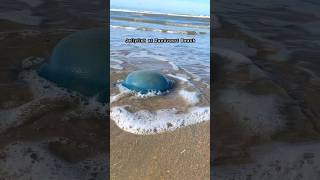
top-left (111, 9), bottom-right (210, 83)
top-left (110, 9), bottom-right (210, 134)
top-left (110, 59), bottom-right (210, 134)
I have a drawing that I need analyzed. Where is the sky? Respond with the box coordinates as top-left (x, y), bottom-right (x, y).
top-left (110, 0), bottom-right (210, 16)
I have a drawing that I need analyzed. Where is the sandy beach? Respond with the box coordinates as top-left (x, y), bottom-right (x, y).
top-left (111, 122), bottom-right (210, 180)
top-left (110, 56), bottom-right (210, 179)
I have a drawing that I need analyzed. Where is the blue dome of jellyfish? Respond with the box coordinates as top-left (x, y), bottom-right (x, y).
top-left (38, 28), bottom-right (108, 103)
top-left (122, 70), bottom-right (173, 94)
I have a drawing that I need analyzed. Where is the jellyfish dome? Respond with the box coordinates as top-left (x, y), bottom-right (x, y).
top-left (122, 70), bottom-right (173, 94)
top-left (38, 28), bottom-right (108, 102)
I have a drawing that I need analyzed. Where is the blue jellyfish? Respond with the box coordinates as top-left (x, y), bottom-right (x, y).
top-left (38, 28), bottom-right (108, 103)
top-left (122, 70), bottom-right (173, 94)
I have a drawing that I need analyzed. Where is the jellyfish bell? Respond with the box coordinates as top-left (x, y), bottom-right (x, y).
top-left (38, 28), bottom-right (108, 103)
top-left (122, 70), bottom-right (173, 94)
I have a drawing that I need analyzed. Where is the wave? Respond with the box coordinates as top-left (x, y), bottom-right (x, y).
top-left (111, 17), bottom-right (209, 29)
top-left (110, 25), bottom-right (207, 35)
top-left (110, 8), bottom-right (210, 19)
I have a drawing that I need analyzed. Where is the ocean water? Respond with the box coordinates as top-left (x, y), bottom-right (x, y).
top-left (110, 9), bottom-right (210, 82)
top-left (110, 9), bottom-right (210, 135)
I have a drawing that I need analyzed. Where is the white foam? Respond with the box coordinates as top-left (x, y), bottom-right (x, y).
top-left (135, 90), bottom-right (165, 98)
top-left (181, 68), bottom-right (202, 81)
top-left (126, 50), bottom-right (149, 58)
top-left (110, 25), bottom-right (137, 30)
top-left (166, 22), bottom-right (209, 29)
top-left (110, 64), bottom-right (123, 70)
top-left (19, 70), bottom-right (70, 98)
top-left (176, 73), bottom-right (191, 80)
top-left (110, 93), bottom-right (125, 103)
top-left (111, 59), bottom-right (124, 64)
top-left (151, 54), bottom-right (169, 62)
top-left (111, 84), bottom-right (167, 103)
top-left (167, 74), bottom-right (190, 83)
top-left (22, 56), bottom-right (45, 69)
top-left (111, 25), bottom-right (204, 35)
top-left (168, 61), bottom-right (180, 71)
top-left (193, 74), bottom-right (202, 81)
top-left (0, 62), bottom-right (108, 133)
top-left (0, 70), bottom-right (72, 133)
top-left (179, 89), bottom-right (200, 105)
top-left (110, 8), bottom-right (210, 19)
top-left (111, 106), bottom-right (210, 135)
top-left (110, 85), bottom-right (132, 103)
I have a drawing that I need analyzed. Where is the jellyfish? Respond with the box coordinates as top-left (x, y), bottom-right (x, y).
top-left (38, 28), bottom-right (108, 103)
top-left (122, 70), bottom-right (173, 94)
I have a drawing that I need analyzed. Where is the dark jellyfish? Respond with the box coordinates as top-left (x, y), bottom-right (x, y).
top-left (122, 70), bottom-right (173, 94)
top-left (38, 28), bottom-right (108, 103)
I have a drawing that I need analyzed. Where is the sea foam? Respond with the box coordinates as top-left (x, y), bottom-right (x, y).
top-left (111, 106), bottom-right (209, 135)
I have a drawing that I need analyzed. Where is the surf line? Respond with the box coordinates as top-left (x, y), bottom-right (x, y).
top-left (111, 105), bottom-right (210, 135)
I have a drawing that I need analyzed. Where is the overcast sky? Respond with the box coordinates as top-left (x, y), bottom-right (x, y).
top-left (110, 0), bottom-right (210, 16)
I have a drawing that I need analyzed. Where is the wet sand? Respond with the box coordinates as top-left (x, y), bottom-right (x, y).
top-left (110, 50), bottom-right (210, 178)
top-left (111, 121), bottom-right (210, 180)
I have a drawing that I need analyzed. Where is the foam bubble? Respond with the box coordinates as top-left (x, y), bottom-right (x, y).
top-left (111, 59), bottom-right (124, 64)
top-left (179, 89), bottom-right (200, 105)
top-left (111, 24), bottom-right (205, 35)
top-left (181, 68), bottom-right (203, 81)
top-left (168, 61), bottom-right (180, 71)
top-left (110, 64), bottom-right (123, 70)
top-left (111, 106), bottom-right (210, 135)
top-left (110, 84), bottom-right (132, 103)
top-left (22, 56), bottom-right (45, 69)
top-left (0, 63), bottom-right (108, 133)
top-left (110, 25), bottom-right (137, 31)
top-left (154, 56), bottom-right (168, 62)
top-left (0, 70), bottom-right (72, 133)
top-left (110, 8), bottom-right (210, 19)
top-left (167, 74), bottom-right (190, 83)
